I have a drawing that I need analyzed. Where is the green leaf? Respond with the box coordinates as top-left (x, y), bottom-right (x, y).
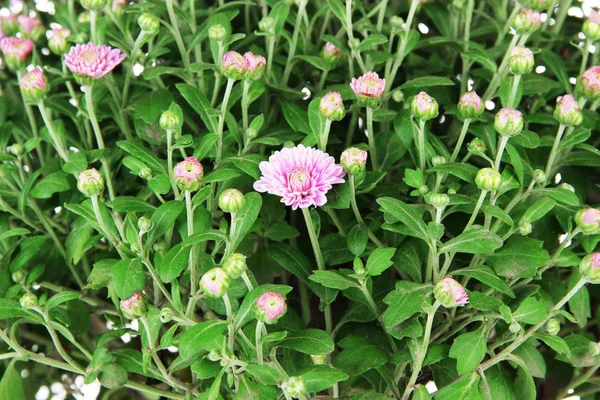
top-left (0, 362), bottom-right (24, 400)
top-left (178, 320), bottom-right (228, 358)
top-left (281, 101), bottom-right (310, 134)
top-left (277, 329), bottom-right (334, 355)
top-left (513, 340), bottom-right (546, 378)
top-left (468, 291), bottom-right (503, 311)
top-left (357, 34), bottom-right (388, 51)
top-left (522, 197), bottom-right (555, 223)
top-left (438, 227), bottom-right (503, 255)
top-left (434, 374), bottom-right (481, 399)
top-left (488, 237), bottom-right (550, 279)
top-left (541, 49), bottom-right (571, 93)
top-left (156, 243), bottom-right (189, 283)
top-left (514, 360), bottom-right (536, 400)
top-left (245, 363), bottom-right (286, 385)
top-left (483, 205), bottom-right (514, 227)
top-left (347, 224), bottom-right (368, 256)
top-left (227, 155), bottom-right (265, 180)
top-left (300, 366), bottom-right (348, 392)
top-left (449, 324), bottom-right (487, 375)
top-left (98, 363), bottom-right (128, 389)
top-left (366, 247), bottom-right (396, 276)
top-left (382, 282), bottom-right (430, 328)
top-left (451, 265), bottom-right (514, 297)
top-left (568, 272), bottom-right (590, 328)
top-left (176, 83), bottom-right (218, 133)
top-left (43, 291), bottom-right (80, 311)
top-left (117, 141), bottom-right (165, 172)
top-left (377, 197), bottom-right (429, 242)
top-left (30, 172), bottom-right (71, 199)
top-left (235, 376), bottom-right (277, 400)
top-left (308, 270), bottom-right (359, 290)
top-left (296, 55), bottom-right (331, 71)
top-left (463, 49), bottom-right (497, 72)
top-left (147, 201), bottom-right (185, 247)
top-left (111, 258), bottom-right (145, 299)
top-left (557, 334), bottom-right (596, 367)
top-left (534, 188), bottom-right (580, 207)
top-left (267, 243), bottom-right (311, 283)
top-left (534, 333), bottom-right (570, 357)
top-left (513, 298), bottom-right (548, 324)
top-left (334, 336), bottom-right (389, 375)
top-left (399, 76), bottom-right (455, 89)
top-left (0, 299), bottom-right (28, 319)
top-left (429, 163), bottom-right (479, 183)
top-left (106, 197), bottom-right (157, 213)
top-left (230, 192), bottom-right (262, 250)
top-left (0, 228), bottom-right (29, 241)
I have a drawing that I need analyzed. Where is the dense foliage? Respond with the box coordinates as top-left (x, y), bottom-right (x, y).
top-left (1, 0), bottom-right (600, 399)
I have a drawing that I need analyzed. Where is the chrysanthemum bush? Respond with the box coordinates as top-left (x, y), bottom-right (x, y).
top-left (3, 0), bottom-right (600, 399)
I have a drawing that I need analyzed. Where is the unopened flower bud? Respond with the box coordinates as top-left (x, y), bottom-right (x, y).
top-left (475, 168), bottom-right (502, 191)
top-left (259, 17), bottom-right (274, 32)
top-left (494, 108), bottom-right (524, 137)
top-left (17, 15), bottom-right (44, 41)
top-left (12, 270), bottom-right (25, 283)
top-left (576, 66), bottom-right (600, 101)
top-left (353, 258), bottom-right (367, 276)
top-left (0, 37), bottom-right (34, 71)
top-left (138, 217), bottom-right (153, 233)
top-left (458, 91), bottom-right (484, 120)
top-left (545, 318), bottom-right (560, 336)
top-left (518, 220), bottom-right (532, 236)
top-left (130, 243), bottom-right (141, 255)
top-left (340, 147), bottom-right (367, 175)
top-left (554, 94), bottom-right (583, 126)
top-left (159, 110), bottom-right (183, 131)
top-left (580, 253), bottom-right (600, 283)
top-left (448, 188), bottom-right (457, 195)
top-left (80, 0), bottom-right (108, 12)
top-left (20, 293), bottom-right (37, 310)
top-left (174, 157), bottom-right (204, 192)
top-left (311, 354), bottom-right (327, 365)
top-left (78, 12), bottom-right (91, 24)
top-left (419, 185), bottom-right (429, 195)
top-left (200, 268), bottom-right (230, 298)
top-left (411, 91), bottom-right (439, 121)
top-left (519, 0), bottom-right (550, 10)
top-left (575, 208), bottom-right (600, 234)
top-left (19, 68), bottom-right (49, 103)
top-left (254, 291), bottom-right (287, 324)
top-left (509, 45), bottom-right (535, 75)
top-left (281, 376), bottom-right (305, 398)
top-left (112, 0), bottom-right (126, 14)
top-left (243, 52), bottom-right (266, 81)
top-left (468, 139), bottom-right (487, 154)
top-left (512, 8), bottom-right (542, 34)
top-left (77, 168), bottom-right (104, 197)
top-left (120, 291), bottom-right (148, 319)
top-left (218, 189), bottom-right (244, 214)
top-left (590, 342), bottom-right (600, 357)
top-left (319, 92), bottom-right (345, 121)
top-left (221, 51), bottom-right (245, 80)
top-left (8, 144), bottom-right (23, 157)
top-left (322, 42), bottom-right (344, 68)
top-left (429, 193), bottom-right (450, 209)
top-left (139, 167), bottom-right (152, 180)
top-left (434, 277), bottom-right (469, 308)
top-left (159, 307), bottom-right (173, 323)
top-left (138, 13), bottom-right (159, 36)
top-left (392, 90), bottom-right (404, 103)
top-left (222, 253), bottom-right (247, 278)
top-left (348, 38), bottom-right (360, 50)
top-left (350, 72), bottom-right (386, 109)
top-left (509, 321), bottom-right (521, 333)
top-left (208, 24), bottom-right (227, 41)
top-left (208, 349), bottom-right (222, 361)
top-left (431, 155), bottom-right (447, 167)
top-left (532, 169), bottom-right (546, 184)
top-left (583, 11), bottom-right (600, 41)
top-left (390, 16), bottom-right (404, 32)
top-left (48, 28), bottom-right (72, 55)
top-left (559, 182), bottom-right (575, 192)
top-left (153, 240), bottom-right (166, 253)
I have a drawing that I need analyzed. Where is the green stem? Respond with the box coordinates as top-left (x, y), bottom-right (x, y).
top-left (366, 107), bottom-right (379, 170)
top-left (465, 190), bottom-right (488, 229)
top-left (360, 281), bottom-right (397, 352)
top-left (376, 0), bottom-right (389, 32)
top-left (450, 119), bottom-right (471, 163)
top-left (37, 308), bottom-right (84, 372)
top-left (90, 195), bottom-right (122, 256)
top-left (494, 135), bottom-right (509, 171)
top-left (385, 0), bottom-right (420, 92)
top-left (507, 74), bottom-right (521, 108)
top-left (166, 128), bottom-right (180, 197)
top-left (216, 78), bottom-right (235, 165)
top-left (223, 294), bottom-right (235, 353)
top-left (319, 119), bottom-right (332, 151)
top-left (349, 175), bottom-right (383, 247)
top-left (318, 69), bottom-right (329, 91)
top-left (37, 102), bottom-right (69, 161)
top-left (90, 11), bottom-right (98, 44)
top-left (282, 0), bottom-right (308, 86)
top-left (266, 35), bottom-right (275, 84)
top-left (255, 320), bottom-right (264, 364)
top-left (417, 119), bottom-right (426, 172)
top-left (165, 0), bottom-right (193, 78)
top-left (242, 80), bottom-right (251, 133)
top-left (185, 191), bottom-right (196, 317)
top-left (483, 34), bottom-right (520, 102)
top-left (122, 33), bottom-right (144, 109)
top-left (543, 124), bottom-right (566, 187)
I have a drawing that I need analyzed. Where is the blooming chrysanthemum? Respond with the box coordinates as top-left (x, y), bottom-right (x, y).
top-left (254, 291), bottom-right (287, 324)
top-left (253, 145), bottom-right (345, 210)
top-left (350, 72), bottom-right (386, 108)
top-left (0, 37), bottom-right (34, 70)
top-left (64, 42), bottom-right (126, 84)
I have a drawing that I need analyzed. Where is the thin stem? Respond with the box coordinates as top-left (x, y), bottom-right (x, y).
top-left (36, 308), bottom-right (84, 372)
top-left (319, 119), bottom-right (332, 151)
top-left (37, 102), bottom-right (69, 161)
top-left (466, 190), bottom-right (488, 229)
top-left (376, 0), bottom-right (389, 32)
top-left (242, 80), bottom-right (251, 133)
top-left (318, 69), bottom-right (329, 91)
top-left (417, 119), bottom-right (426, 172)
top-left (90, 11), bottom-right (98, 44)
top-left (450, 119), bottom-right (471, 163)
top-left (255, 320), bottom-right (264, 364)
top-left (366, 107), bottom-right (379, 170)
top-left (349, 175), bottom-right (383, 247)
top-left (543, 124), bottom-right (567, 187)
top-left (165, 0), bottom-right (193, 78)
top-left (360, 281), bottom-right (397, 352)
top-left (90, 195), bottom-right (122, 256)
top-left (122, 33), bottom-right (144, 108)
top-left (483, 34), bottom-right (520, 102)
top-left (581, 39), bottom-right (592, 72)
top-left (185, 191), bottom-right (196, 318)
top-left (223, 294), bottom-right (235, 353)
top-left (166, 129), bottom-right (180, 198)
top-left (266, 36), bottom-right (275, 84)
top-left (386, 0), bottom-right (420, 91)
top-left (282, 0), bottom-right (308, 86)
top-left (241, 271), bottom-right (254, 292)
top-left (216, 78), bottom-right (235, 165)
top-left (494, 135), bottom-right (509, 171)
top-left (507, 74), bottom-right (521, 109)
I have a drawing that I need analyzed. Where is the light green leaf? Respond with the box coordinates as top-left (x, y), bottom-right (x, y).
top-left (449, 324), bottom-right (487, 375)
top-left (333, 336), bottom-right (389, 375)
top-left (377, 197), bottom-right (429, 242)
top-left (513, 298), bottom-right (548, 325)
top-left (438, 227), bottom-right (503, 255)
top-left (488, 237), bottom-right (550, 279)
top-left (308, 270), bottom-right (359, 290)
top-left (451, 265), bottom-right (514, 297)
top-left (111, 258), bottom-right (145, 299)
top-left (277, 329), bottom-right (334, 355)
top-left (366, 247), bottom-right (396, 276)
top-left (178, 320), bottom-right (228, 358)
top-left (382, 282), bottom-right (430, 328)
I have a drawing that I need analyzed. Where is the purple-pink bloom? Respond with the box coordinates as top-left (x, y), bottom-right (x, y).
top-left (589, 10), bottom-right (600, 24)
top-left (253, 145), bottom-right (345, 210)
top-left (64, 42), bottom-right (126, 81)
top-left (0, 36), bottom-right (34, 60)
top-left (221, 50), bottom-right (245, 80)
top-left (434, 277), bottom-right (469, 308)
top-left (319, 91), bottom-right (345, 121)
top-left (350, 72), bottom-right (386, 106)
top-left (324, 42), bottom-right (343, 58)
top-left (174, 156), bottom-right (204, 192)
top-left (243, 51), bottom-right (266, 81)
top-left (17, 15), bottom-right (42, 34)
top-left (255, 291), bottom-right (287, 324)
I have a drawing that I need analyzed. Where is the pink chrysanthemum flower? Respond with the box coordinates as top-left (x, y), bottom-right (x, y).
top-left (253, 145), bottom-right (345, 210)
top-left (64, 42), bottom-right (126, 84)
top-left (222, 50), bottom-right (245, 80)
top-left (434, 277), bottom-right (469, 308)
top-left (580, 252), bottom-right (600, 283)
top-left (254, 291), bottom-right (287, 324)
top-left (554, 94), bottom-right (583, 126)
top-left (20, 67), bottom-right (49, 102)
top-left (0, 37), bottom-right (34, 70)
top-left (243, 51), bottom-right (266, 81)
top-left (17, 15), bottom-right (43, 39)
top-left (576, 66), bottom-right (600, 101)
top-left (350, 72), bottom-right (386, 108)
top-left (174, 156), bottom-right (204, 192)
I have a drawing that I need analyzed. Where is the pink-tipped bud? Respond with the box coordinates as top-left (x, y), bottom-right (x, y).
top-left (111, 0), bottom-right (127, 14)
top-left (221, 51), bottom-right (245, 80)
top-left (554, 94), bottom-right (583, 126)
top-left (411, 91), bottom-right (439, 121)
top-left (254, 291), bottom-right (287, 324)
top-left (340, 147), bottom-right (368, 175)
top-left (434, 277), bottom-right (469, 308)
top-left (0, 14), bottom-right (18, 37)
top-left (350, 72), bottom-right (386, 108)
top-left (77, 168), bottom-right (104, 197)
top-left (494, 108), bottom-right (524, 137)
top-left (19, 68), bottom-right (49, 102)
top-left (120, 291), bottom-right (148, 319)
top-left (218, 189), bottom-right (245, 213)
top-left (17, 15), bottom-right (44, 41)
top-left (583, 11), bottom-right (600, 41)
top-left (200, 268), bottom-right (231, 298)
top-left (580, 253), bottom-right (600, 283)
top-left (575, 207), bottom-right (600, 235)
top-left (64, 43), bottom-right (127, 85)
top-left (320, 92), bottom-right (345, 121)
top-left (222, 253), bottom-right (247, 278)
top-left (508, 46), bottom-right (534, 75)
top-left (80, 0), bottom-right (108, 12)
top-left (475, 168), bottom-right (502, 191)
top-left (48, 28), bottom-right (71, 55)
top-left (0, 37), bottom-right (34, 71)
top-left (174, 157), bottom-right (204, 192)
top-left (457, 91), bottom-right (483, 120)
top-left (242, 52), bottom-right (266, 81)
top-left (323, 42), bottom-right (343, 67)
top-left (576, 66), bottom-right (600, 101)
top-left (512, 8), bottom-right (542, 34)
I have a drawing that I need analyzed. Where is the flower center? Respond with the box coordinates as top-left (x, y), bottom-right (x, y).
top-left (81, 50), bottom-right (97, 63)
top-left (288, 168), bottom-right (311, 192)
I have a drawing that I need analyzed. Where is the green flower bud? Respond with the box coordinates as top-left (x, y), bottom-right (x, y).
top-left (159, 110), bottom-right (183, 131)
top-left (554, 94), bottom-right (583, 127)
top-left (139, 167), bottom-right (152, 180)
top-left (311, 354), bottom-right (327, 365)
top-left (590, 342), bottom-right (600, 357)
top-left (12, 270), bottom-right (25, 283)
top-left (153, 240), bottom-right (166, 253)
top-left (475, 168), bottom-right (502, 191)
top-left (282, 376), bottom-right (305, 398)
top-left (580, 253), bottom-right (600, 283)
top-left (77, 168), bottom-right (104, 197)
top-left (258, 17), bottom-right (274, 33)
top-left (509, 321), bottom-right (521, 333)
top-left (512, 8), bottom-right (542, 34)
top-left (137, 13), bottom-right (160, 36)
top-left (545, 318), bottom-right (560, 336)
top-left (353, 258), bottom-right (367, 277)
top-left (20, 293), bottom-right (38, 310)
top-left (583, 11), bottom-right (600, 41)
top-left (208, 349), bottom-right (222, 361)
top-left (457, 91), bottom-right (484, 120)
top-left (392, 90), bottom-right (404, 103)
top-left (431, 155), bottom-right (447, 167)
top-left (19, 68), bottom-right (49, 103)
top-left (390, 16), bottom-right (404, 32)
top-left (532, 169), bottom-right (546, 184)
top-left (200, 268), bottom-right (231, 298)
top-left (80, 0), bottom-right (107, 12)
top-left (218, 189), bottom-right (245, 214)
top-left (508, 46), bottom-right (535, 75)
top-left (340, 147), bottom-right (368, 175)
top-left (138, 217), bottom-right (153, 233)
top-left (159, 307), bottom-right (173, 323)
top-left (319, 92), bottom-right (345, 121)
top-left (419, 185), bottom-right (429, 195)
top-left (519, 0), bottom-right (551, 11)
top-left (322, 42), bottom-right (344, 68)
top-left (434, 277), bottom-right (469, 308)
top-left (120, 291), bottom-right (148, 319)
top-left (348, 38), bottom-right (360, 50)
top-left (494, 108), bottom-right (524, 137)
top-left (518, 220), bottom-right (532, 236)
top-left (575, 208), bottom-right (600, 235)
top-left (222, 253), bottom-right (247, 278)
top-left (559, 183), bottom-right (575, 193)
top-left (411, 91), bottom-right (439, 121)
top-left (8, 144), bottom-right (23, 157)
top-left (468, 139), bottom-right (487, 154)
top-left (208, 24), bottom-right (227, 41)
top-left (429, 193), bottom-right (450, 209)
top-left (130, 243), bottom-right (141, 255)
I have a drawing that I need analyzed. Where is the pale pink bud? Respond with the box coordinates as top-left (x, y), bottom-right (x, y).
top-left (19, 67), bottom-right (49, 102)
top-left (200, 268), bottom-right (230, 298)
top-left (494, 108), bottom-right (523, 137)
top-left (77, 168), bottom-right (104, 197)
top-left (174, 157), bottom-right (204, 192)
top-left (319, 91), bottom-right (345, 121)
top-left (434, 277), bottom-right (469, 308)
top-left (323, 42), bottom-right (343, 66)
top-left (254, 291), bottom-right (287, 324)
top-left (0, 37), bottom-right (34, 70)
top-left (508, 46), bottom-right (534, 75)
top-left (411, 91), bottom-right (439, 121)
top-left (243, 51), bottom-right (266, 81)
top-left (350, 72), bottom-right (386, 108)
top-left (17, 15), bottom-right (43, 40)
top-left (512, 8), bottom-right (542, 34)
top-left (575, 207), bottom-right (600, 234)
top-left (221, 51), bottom-right (245, 80)
top-left (340, 147), bottom-right (368, 175)
top-left (119, 291), bottom-right (148, 319)
top-left (584, 11), bottom-right (600, 41)
top-left (554, 94), bottom-right (583, 126)
top-left (576, 66), bottom-right (600, 101)
top-left (458, 91), bottom-right (484, 120)
top-left (580, 253), bottom-right (600, 283)
top-left (48, 28), bottom-right (72, 55)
